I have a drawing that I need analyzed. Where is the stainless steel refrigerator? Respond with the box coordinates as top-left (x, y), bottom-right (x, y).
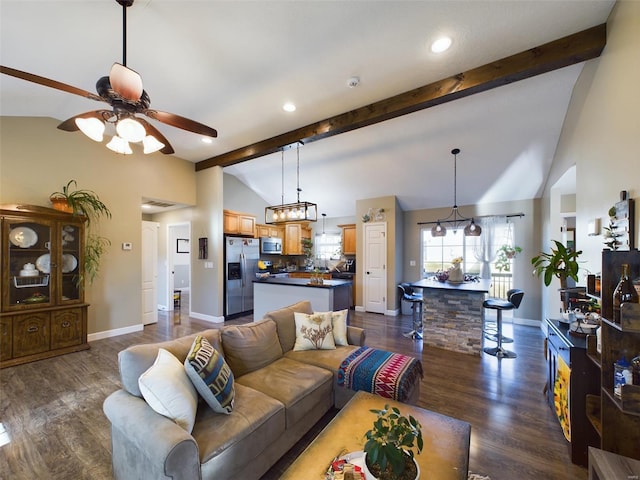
top-left (225, 236), bottom-right (260, 317)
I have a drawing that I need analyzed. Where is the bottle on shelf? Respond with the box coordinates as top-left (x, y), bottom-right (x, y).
top-left (612, 263), bottom-right (639, 324)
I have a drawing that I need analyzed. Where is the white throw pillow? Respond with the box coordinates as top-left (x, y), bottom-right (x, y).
top-left (293, 312), bottom-right (336, 351)
top-left (330, 309), bottom-right (349, 346)
top-left (138, 348), bottom-right (198, 433)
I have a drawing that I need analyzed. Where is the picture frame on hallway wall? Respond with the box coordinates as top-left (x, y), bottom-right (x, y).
top-left (177, 238), bottom-right (189, 253)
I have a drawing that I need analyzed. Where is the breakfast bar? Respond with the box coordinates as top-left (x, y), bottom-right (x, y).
top-left (411, 278), bottom-right (492, 355)
top-left (253, 277), bottom-right (352, 321)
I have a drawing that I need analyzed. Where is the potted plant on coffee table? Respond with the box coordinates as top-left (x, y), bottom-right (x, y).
top-left (50, 180), bottom-right (112, 284)
top-left (363, 404), bottom-right (423, 480)
top-left (531, 239), bottom-right (582, 289)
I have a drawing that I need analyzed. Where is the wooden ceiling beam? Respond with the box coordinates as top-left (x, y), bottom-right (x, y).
top-left (196, 23), bottom-right (606, 171)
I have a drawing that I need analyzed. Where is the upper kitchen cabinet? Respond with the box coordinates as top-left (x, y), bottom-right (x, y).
top-left (339, 224), bottom-right (356, 255)
top-left (256, 224), bottom-right (284, 239)
top-left (1, 204), bottom-right (89, 368)
top-left (223, 210), bottom-right (256, 237)
top-left (283, 222), bottom-right (312, 255)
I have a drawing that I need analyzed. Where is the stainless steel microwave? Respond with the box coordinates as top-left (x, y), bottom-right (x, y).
top-left (260, 237), bottom-right (282, 254)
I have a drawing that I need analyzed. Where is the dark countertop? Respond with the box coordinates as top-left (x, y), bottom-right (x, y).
top-left (253, 277), bottom-right (352, 289)
top-left (410, 278), bottom-right (492, 293)
top-left (546, 317), bottom-right (589, 349)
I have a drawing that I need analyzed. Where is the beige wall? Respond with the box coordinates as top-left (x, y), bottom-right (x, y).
top-left (539, 0), bottom-right (640, 319)
top-left (0, 117), bottom-right (196, 335)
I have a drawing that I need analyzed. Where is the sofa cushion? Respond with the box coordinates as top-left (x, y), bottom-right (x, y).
top-left (264, 300), bottom-right (313, 353)
top-left (119, 329), bottom-right (222, 397)
top-left (328, 309), bottom-right (349, 346)
top-left (293, 311), bottom-right (336, 351)
top-left (236, 357), bottom-right (333, 428)
top-left (221, 319), bottom-right (283, 377)
top-left (138, 348), bottom-right (199, 433)
top-left (185, 335), bottom-right (235, 414)
top-left (194, 383), bottom-right (286, 478)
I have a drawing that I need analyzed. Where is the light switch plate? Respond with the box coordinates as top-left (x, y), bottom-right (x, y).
top-left (122, 242), bottom-right (132, 250)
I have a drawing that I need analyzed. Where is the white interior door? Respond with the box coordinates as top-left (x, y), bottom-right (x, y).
top-left (141, 221), bottom-right (159, 325)
top-left (364, 222), bottom-right (387, 313)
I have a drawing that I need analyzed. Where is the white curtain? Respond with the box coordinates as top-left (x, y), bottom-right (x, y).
top-left (473, 216), bottom-right (506, 278)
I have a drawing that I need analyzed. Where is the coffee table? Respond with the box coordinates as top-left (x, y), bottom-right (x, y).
top-left (280, 390), bottom-right (471, 480)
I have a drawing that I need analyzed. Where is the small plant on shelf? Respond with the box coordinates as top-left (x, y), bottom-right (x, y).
top-left (363, 404), bottom-right (423, 480)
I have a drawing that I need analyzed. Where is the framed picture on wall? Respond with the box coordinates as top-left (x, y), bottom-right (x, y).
top-left (177, 238), bottom-right (189, 253)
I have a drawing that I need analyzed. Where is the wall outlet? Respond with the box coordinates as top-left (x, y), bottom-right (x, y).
top-left (205, 262), bottom-right (214, 269)
top-left (409, 260), bottom-right (416, 266)
top-left (122, 242), bottom-right (132, 250)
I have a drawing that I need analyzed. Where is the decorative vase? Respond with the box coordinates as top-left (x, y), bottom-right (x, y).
top-left (448, 265), bottom-right (463, 283)
top-left (362, 451), bottom-right (420, 480)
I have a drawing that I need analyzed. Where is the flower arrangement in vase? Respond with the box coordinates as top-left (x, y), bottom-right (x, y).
top-left (448, 256), bottom-right (464, 283)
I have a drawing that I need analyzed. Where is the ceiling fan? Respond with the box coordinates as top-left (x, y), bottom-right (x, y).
top-left (0, 0), bottom-right (217, 155)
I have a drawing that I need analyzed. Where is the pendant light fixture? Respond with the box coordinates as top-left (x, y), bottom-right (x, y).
top-left (430, 148), bottom-right (481, 237)
top-left (321, 213), bottom-right (327, 239)
top-left (265, 141), bottom-right (318, 224)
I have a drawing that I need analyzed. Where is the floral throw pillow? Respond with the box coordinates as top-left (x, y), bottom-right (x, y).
top-left (293, 312), bottom-right (336, 351)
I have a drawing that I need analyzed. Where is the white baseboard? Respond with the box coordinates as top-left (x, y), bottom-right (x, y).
top-left (190, 312), bottom-right (225, 323)
top-left (355, 306), bottom-right (365, 312)
top-left (88, 323), bottom-right (143, 342)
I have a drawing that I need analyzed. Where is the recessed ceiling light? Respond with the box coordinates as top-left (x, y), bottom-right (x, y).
top-left (431, 36), bottom-right (452, 53)
top-left (201, 137), bottom-right (213, 144)
top-left (283, 103), bottom-right (296, 112)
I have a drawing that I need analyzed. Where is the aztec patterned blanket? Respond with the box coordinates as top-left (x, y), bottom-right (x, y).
top-left (337, 346), bottom-right (423, 402)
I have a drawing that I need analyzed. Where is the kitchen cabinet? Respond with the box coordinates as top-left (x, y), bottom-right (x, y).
top-left (339, 224), bottom-right (356, 255)
top-left (585, 249), bottom-right (640, 461)
top-left (283, 222), bottom-right (312, 255)
top-left (1, 204), bottom-right (89, 368)
top-left (223, 210), bottom-right (256, 237)
top-left (545, 318), bottom-right (600, 466)
top-left (256, 224), bottom-right (283, 239)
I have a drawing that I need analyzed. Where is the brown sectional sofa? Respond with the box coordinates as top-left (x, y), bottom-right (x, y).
top-left (103, 300), bottom-right (418, 480)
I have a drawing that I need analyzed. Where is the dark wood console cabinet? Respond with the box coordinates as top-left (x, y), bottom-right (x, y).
top-left (546, 318), bottom-right (601, 466)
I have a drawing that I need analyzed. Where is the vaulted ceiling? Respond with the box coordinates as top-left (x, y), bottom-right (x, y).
top-left (0, 0), bottom-right (615, 218)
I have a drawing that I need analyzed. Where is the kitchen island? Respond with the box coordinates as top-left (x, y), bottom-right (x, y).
top-left (411, 278), bottom-right (492, 355)
top-left (253, 277), bottom-right (352, 321)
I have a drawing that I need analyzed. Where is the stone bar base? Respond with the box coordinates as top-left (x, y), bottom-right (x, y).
top-left (422, 289), bottom-right (485, 355)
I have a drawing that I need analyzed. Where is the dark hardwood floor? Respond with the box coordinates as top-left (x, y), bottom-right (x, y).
top-left (0, 299), bottom-right (588, 480)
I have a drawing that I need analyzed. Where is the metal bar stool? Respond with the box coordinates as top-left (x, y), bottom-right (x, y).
top-left (482, 289), bottom-right (524, 358)
top-left (398, 284), bottom-right (423, 339)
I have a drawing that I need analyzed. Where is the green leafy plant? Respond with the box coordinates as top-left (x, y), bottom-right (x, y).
top-left (50, 180), bottom-right (112, 284)
top-left (531, 239), bottom-right (582, 289)
top-left (363, 405), bottom-right (423, 480)
top-left (494, 244), bottom-right (522, 272)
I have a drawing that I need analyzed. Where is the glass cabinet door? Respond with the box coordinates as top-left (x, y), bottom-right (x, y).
top-left (6, 218), bottom-right (54, 308)
top-left (59, 222), bottom-right (82, 303)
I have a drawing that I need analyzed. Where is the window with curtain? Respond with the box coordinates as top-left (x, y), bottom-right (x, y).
top-left (420, 219), bottom-right (513, 278)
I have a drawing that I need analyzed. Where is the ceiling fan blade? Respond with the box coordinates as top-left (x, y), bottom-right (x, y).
top-left (143, 109), bottom-right (218, 138)
top-left (136, 118), bottom-right (175, 155)
top-left (109, 63), bottom-right (143, 102)
top-left (1, 65), bottom-right (104, 102)
top-left (57, 110), bottom-right (113, 131)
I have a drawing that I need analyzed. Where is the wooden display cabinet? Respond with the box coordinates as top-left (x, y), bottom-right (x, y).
top-left (585, 249), bottom-right (640, 461)
top-left (283, 222), bottom-right (312, 255)
top-left (1, 204), bottom-right (89, 368)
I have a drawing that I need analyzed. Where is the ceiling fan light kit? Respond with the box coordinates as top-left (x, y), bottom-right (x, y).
top-left (0, 0), bottom-right (216, 156)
